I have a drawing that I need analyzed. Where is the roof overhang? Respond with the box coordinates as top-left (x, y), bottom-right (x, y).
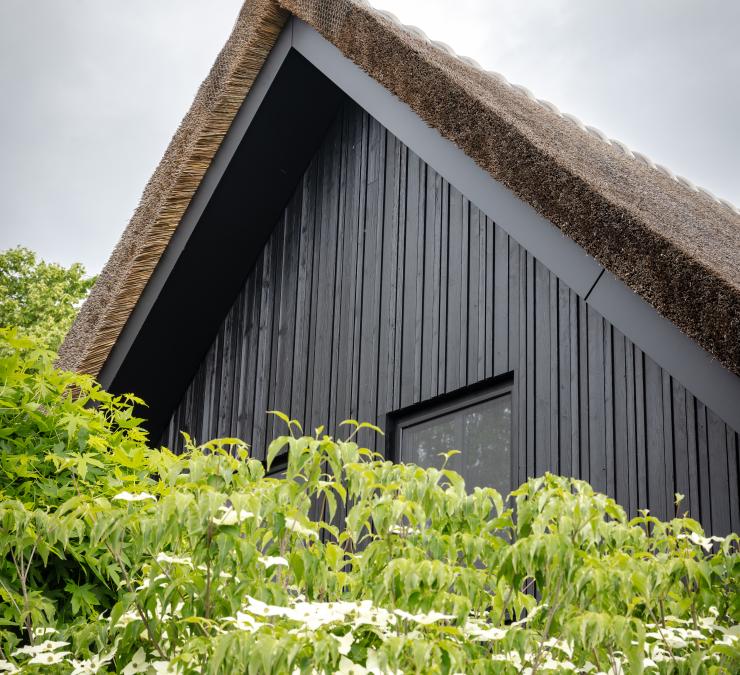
top-left (98, 33), bottom-right (346, 435)
top-left (59, 1), bottom-right (740, 435)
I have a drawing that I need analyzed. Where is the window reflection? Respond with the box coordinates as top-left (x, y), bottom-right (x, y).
top-left (400, 394), bottom-right (511, 496)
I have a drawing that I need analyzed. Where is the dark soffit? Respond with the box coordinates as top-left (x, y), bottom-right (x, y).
top-left (100, 18), bottom-right (740, 436)
top-left (101, 45), bottom-right (345, 437)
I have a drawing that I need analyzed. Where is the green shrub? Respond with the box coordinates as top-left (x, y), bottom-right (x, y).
top-left (0, 248), bottom-right (96, 352)
top-left (0, 328), bottom-right (738, 673)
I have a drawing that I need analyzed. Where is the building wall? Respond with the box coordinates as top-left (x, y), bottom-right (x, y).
top-left (162, 99), bottom-right (739, 535)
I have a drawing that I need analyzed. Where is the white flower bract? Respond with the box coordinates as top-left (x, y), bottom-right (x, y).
top-left (28, 651), bottom-right (70, 665)
top-left (155, 552), bottom-right (193, 567)
top-left (676, 532), bottom-right (725, 552)
top-left (285, 516), bottom-right (318, 538)
top-left (112, 491), bottom-right (157, 502)
top-left (121, 648), bottom-right (149, 675)
top-left (258, 555), bottom-right (289, 568)
top-left (394, 608), bottom-right (454, 625)
top-left (67, 648), bottom-right (115, 675)
top-left (212, 506), bottom-right (255, 526)
top-left (13, 640), bottom-right (69, 657)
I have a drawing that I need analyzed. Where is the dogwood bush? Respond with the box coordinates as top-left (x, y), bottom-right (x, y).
top-left (0, 328), bottom-right (738, 673)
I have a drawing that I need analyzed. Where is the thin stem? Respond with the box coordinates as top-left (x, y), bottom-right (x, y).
top-left (496, 577), bottom-right (535, 627)
top-left (0, 578), bottom-right (22, 617)
top-left (105, 543), bottom-right (166, 659)
top-left (10, 548), bottom-right (34, 644)
top-left (204, 524), bottom-right (213, 621)
top-left (607, 645), bottom-right (620, 674)
top-left (531, 573), bottom-right (563, 674)
top-left (647, 606), bottom-right (677, 667)
top-left (495, 585), bottom-right (514, 627)
top-left (152, 561), bottom-right (208, 638)
top-left (590, 648), bottom-right (603, 672)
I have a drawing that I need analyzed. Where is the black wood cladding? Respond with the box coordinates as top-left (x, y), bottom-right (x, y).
top-left (162, 100), bottom-right (739, 535)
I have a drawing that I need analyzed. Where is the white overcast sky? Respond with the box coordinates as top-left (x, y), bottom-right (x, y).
top-left (1, 0), bottom-right (738, 274)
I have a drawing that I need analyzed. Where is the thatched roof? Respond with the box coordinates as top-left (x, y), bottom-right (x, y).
top-left (59, 0), bottom-right (740, 379)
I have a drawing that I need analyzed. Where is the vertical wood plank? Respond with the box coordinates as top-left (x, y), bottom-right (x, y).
top-left (604, 324), bottom-right (615, 499)
top-left (587, 308), bottom-right (606, 493)
top-left (634, 348), bottom-right (648, 509)
top-left (728, 430), bottom-right (739, 535)
top-left (236, 272), bottom-right (257, 445)
top-left (392, 143), bottom-right (407, 411)
top-left (525, 252), bottom-right (535, 479)
top-left (644, 355), bottom-right (666, 519)
top-left (696, 402), bottom-right (711, 530)
top-left (612, 328), bottom-right (629, 508)
top-left (625, 340), bottom-right (638, 517)
top-left (291, 160), bottom-right (318, 427)
top-left (467, 204), bottom-right (481, 383)
top-left (350, 110), bottom-right (369, 425)
top-left (413, 156), bottom-right (426, 403)
top-left (269, 209), bottom-right (296, 441)
top-left (358, 115), bottom-right (385, 449)
top-left (578, 298), bottom-right (590, 483)
top-left (252, 235), bottom-right (275, 461)
top-left (485, 217), bottom-right (495, 378)
top-left (228, 288), bottom-right (246, 443)
top-left (459, 198), bottom-right (470, 388)
top-left (671, 380), bottom-right (689, 515)
top-left (507, 236), bottom-right (522, 487)
top-left (217, 296), bottom-right (238, 438)
top-left (684, 394), bottom-right (701, 521)
top-left (333, 102), bottom-right (363, 427)
top-left (309, 111), bottom-right (343, 433)
top-left (401, 149), bottom-right (423, 407)
top-left (557, 281), bottom-right (572, 477)
top-left (569, 290), bottom-right (581, 478)
top-left (376, 129), bottom-right (401, 428)
top-left (533, 259), bottom-right (550, 477)
top-left (478, 210), bottom-right (487, 382)
top-left (446, 186), bottom-right (464, 392)
top-left (200, 344), bottom-right (214, 441)
top-left (707, 410), bottom-right (731, 534)
top-left (549, 274), bottom-right (560, 475)
top-left (494, 225), bottom-right (509, 375)
top-left (437, 181), bottom-right (449, 398)
top-left (661, 371), bottom-right (676, 517)
top-left (279, 194), bottom-right (302, 420)
top-left (421, 166), bottom-right (442, 399)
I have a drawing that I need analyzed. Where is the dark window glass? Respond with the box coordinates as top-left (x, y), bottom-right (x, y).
top-left (394, 385), bottom-right (512, 495)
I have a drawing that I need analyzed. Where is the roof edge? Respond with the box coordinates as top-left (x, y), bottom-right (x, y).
top-left (363, 1), bottom-right (739, 217)
top-left (57, 0), bottom-right (290, 376)
top-left (282, 0), bottom-right (740, 375)
top-left (59, 0), bottom-right (740, 386)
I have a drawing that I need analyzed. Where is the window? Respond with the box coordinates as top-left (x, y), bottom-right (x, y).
top-left (390, 379), bottom-right (513, 496)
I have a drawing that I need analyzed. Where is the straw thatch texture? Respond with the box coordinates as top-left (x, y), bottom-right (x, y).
top-left (59, 0), bottom-right (740, 379)
top-left (57, 0), bottom-right (289, 376)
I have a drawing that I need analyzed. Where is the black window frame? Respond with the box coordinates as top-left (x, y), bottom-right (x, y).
top-left (385, 374), bottom-right (514, 492)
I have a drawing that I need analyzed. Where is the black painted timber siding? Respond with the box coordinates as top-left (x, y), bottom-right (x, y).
top-left (162, 99), bottom-right (739, 536)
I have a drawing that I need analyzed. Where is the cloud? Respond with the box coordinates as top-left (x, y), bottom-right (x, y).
top-left (0, 0), bottom-right (244, 272)
top-left (0, 0), bottom-right (737, 273)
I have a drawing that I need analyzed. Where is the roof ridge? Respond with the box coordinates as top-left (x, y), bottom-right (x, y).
top-left (361, 0), bottom-right (740, 217)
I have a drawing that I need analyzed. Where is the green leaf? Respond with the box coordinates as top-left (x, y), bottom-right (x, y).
top-left (266, 436), bottom-right (290, 471)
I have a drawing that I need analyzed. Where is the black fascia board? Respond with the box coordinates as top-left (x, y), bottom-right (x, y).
top-left (99, 16), bottom-right (740, 437)
top-left (291, 19), bottom-right (740, 433)
top-left (102, 47), bottom-right (344, 439)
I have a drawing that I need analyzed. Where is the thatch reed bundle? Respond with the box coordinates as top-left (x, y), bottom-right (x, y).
top-left (59, 0), bottom-right (740, 379)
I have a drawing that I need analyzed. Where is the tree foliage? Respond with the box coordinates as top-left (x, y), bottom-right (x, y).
top-left (0, 247), bottom-right (96, 351)
top-left (0, 329), bottom-right (738, 674)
